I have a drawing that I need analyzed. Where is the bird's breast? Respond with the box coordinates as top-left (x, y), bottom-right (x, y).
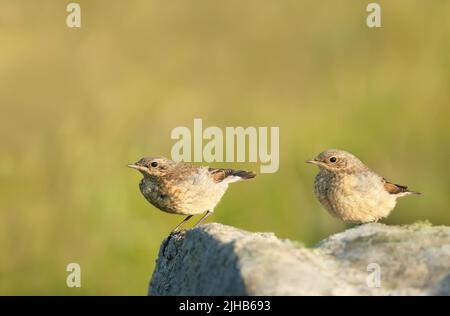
top-left (314, 171), bottom-right (396, 223)
top-left (139, 178), bottom-right (175, 213)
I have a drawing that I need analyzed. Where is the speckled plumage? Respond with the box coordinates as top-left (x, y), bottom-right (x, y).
top-left (308, 149), bottom-right (420, 224)
top-left (128, 156), bottom-right (255, 232)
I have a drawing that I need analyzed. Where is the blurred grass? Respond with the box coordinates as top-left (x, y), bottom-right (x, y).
top-left (0, 0), bottom-right (449, 295)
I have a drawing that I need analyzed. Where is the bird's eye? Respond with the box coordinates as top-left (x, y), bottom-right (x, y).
top-left (151, 162), bottom-right (158, 168)
top-left (329, 157), bottom-right (337, 163)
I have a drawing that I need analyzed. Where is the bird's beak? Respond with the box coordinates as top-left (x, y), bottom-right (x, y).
top-left (127, 164), bottom-right (147, 172)
top-left (306, 159), bottom-right (319, 165)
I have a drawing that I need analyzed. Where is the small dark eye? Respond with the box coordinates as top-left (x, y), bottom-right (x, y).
top-left (329, 157), bottom-right (337, 163)
top-left (150, 161), bottom-right (158, 167)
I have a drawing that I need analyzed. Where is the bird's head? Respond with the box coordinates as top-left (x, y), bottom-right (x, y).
top-left (306, 149), bottom-right (367, 173)
top-left (127, 156), bottom-right (175, 178)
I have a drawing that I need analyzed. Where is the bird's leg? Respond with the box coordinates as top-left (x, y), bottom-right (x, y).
top-left (170, 215), bottom-right (193, 235)
top-left (193, 210), bottom-right (212, 228)
top-left (163, 215), bottom-right (194, 257)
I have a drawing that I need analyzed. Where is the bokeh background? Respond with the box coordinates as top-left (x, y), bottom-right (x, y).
top-left (1, 0), bottom-right (449, 295)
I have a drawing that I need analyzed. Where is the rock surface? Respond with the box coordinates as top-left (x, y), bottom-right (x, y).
top-left (148, 222), bottom-right (450, 296)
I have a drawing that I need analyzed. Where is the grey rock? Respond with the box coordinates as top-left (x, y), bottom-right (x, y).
top-left (148, 222), bottom-right (450, 296)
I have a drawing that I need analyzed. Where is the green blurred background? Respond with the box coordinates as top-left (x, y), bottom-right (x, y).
top-left (1, 0), bottom-right (449, 295)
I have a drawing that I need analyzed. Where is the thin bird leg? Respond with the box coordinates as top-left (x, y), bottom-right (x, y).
top-left (163, 215), bottom-right (193, 256)
top-left (170, 215), bottom-right (193, 234)
top-left (193, 211), bottom-right (212, 228)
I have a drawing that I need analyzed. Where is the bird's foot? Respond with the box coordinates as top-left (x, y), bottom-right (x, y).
top-left (169, 230), bottom-right (183, 237)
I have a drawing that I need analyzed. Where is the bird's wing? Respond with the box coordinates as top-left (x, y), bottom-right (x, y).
top-left (208, 168), bottom-right (256, 183)
top-left (382, 178), bottom-right (412, 195)
top-left (165, 162), bottom-right (198, 183)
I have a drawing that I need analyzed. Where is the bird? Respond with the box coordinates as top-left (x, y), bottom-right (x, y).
top-left (127, 156), bottom-right (256, 234)
top-left (306, 149), bottom-right (420, 224)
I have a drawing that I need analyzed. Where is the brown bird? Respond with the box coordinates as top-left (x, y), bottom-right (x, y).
top-left (128, 156), bottom-right (256, 234)
top-left (307, 149), bottom-right (420, 223)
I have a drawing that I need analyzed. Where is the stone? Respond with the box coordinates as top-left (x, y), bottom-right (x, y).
top-left (148, 222), bottom-right (450, 296)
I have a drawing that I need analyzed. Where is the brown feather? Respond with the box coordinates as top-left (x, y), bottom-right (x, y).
top-left (383, 178), bottom-right (417, 195)
top-left (208, 168), bottom-right (255, 183)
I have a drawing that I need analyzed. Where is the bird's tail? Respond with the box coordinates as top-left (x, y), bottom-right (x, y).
top-left (209, 168), bottom-right (256, 183)
top-left (231, 170), bottom-right (256, 180)
top-left (398, 189), bottom-right (421, 197)
top-left (384, 180), bottom-right (421, 197)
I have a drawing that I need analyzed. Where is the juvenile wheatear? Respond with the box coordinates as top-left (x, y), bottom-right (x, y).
top-left (128, 156), bottom-right (256, 233)
top-left (307, 149), bottom-right (420, 223)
